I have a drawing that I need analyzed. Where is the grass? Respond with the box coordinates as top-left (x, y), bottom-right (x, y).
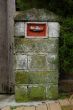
top-left (61, 105), bottom-right (73, 110)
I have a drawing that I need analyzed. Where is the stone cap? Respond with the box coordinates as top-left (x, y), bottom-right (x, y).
top-left (15, 8), bottom-right (59, 22)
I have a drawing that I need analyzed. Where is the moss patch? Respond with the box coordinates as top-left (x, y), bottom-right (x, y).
top-left (15, 71), bottom-right (58, 84)
top-left (15, 85), bottom-right (29, 102)
top-left (15, 84), bottom-right (46, 102)
top-left (15, 71), bottom-right (29, 84)
top-left (46, 84), bottom-right (58, 99)
top-left (28, 86), bottom-right (46, 100)
top-left (15, 83), bottom-right (59, 102)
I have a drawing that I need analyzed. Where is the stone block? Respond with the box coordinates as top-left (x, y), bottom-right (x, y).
top-left (15, 85), bottom-right (29, 102)
top-left (15, 22), bottom-right (25, 36)
top-left (28, 54), bottom-right (48, 71)
top-left (14, 38), bottom-right (58, 53)
top-left (14, 38), bottom-right (35, 53)
top-left (47, 53), bottom-right (58, 63)
top-left (47, 38), bottom-right (58, 53)
top-left (15, 71), bottom-right (29, 84)
top-left (48, 22), bottom-right (60, 37)
top-left (46, 53), bottom-right (58, 70)
top-left (15, 71), bottom-right (59, 84)
top-left (16, 54), bottom-right (27, 70)
top-left (28, 85), bottom-right (46, 100)
top-left (46, 84), bottom-right (58, 99)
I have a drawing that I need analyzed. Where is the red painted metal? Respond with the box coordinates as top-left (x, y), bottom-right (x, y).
top-left (25, 23), bottom-right (48, 38)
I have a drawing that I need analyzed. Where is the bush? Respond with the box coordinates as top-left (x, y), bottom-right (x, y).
top-left (16, 0), bottom-right (73, 17)
top-left (59, 17), bottom-right (73, 74)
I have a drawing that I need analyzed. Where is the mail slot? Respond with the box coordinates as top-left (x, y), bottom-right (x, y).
top-left (25, 22), bottom-right (48, 38)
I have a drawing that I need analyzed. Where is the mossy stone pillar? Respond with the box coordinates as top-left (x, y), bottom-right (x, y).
top-left (14, 9), bottom-right (60, 102)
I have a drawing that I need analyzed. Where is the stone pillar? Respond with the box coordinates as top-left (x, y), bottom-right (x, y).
top-left (14, 9), bottom-right (60, 101)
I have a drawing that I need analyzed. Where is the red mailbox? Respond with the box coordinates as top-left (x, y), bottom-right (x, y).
top-left (25, 22), bottom-right (48, 38)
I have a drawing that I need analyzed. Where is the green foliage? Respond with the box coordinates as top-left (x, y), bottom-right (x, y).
top-left (16, 0), bottom-right (30, 10)
top-left (16, 0), bottom-right (73, 17)
top-left (59, 17), bottom-right (73, 74)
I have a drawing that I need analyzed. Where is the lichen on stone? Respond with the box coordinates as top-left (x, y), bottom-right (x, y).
top-left (15, 8), bottom-right (59, 22)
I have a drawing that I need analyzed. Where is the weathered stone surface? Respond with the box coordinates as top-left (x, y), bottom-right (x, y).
top-left (47, 38), bottom-right (58, 53)
top-left (48, 22), bottom-right (60, 37)
top-left (15, 22), bottom-right (25, 36)
top-left (15, 83), bottom-right (58, 102)
top-left (28, 54), bottom-right (58, 71)
top-left (47, 53), bottom-right (58, 63)
top-left (46, 53), bottom-right (58, 70)
top-left (15, 9), bottom-right (59, 21)
top-left (28, 85), bottom-right (46, 100)
top-left (15, 71), bottom-right (58, 84)
top-left (15, 53), bottom-right (58, 71)
top-left (14, 38), bottom-right (58, 53)
top-left (15, 85), bottom-right (29, 102)
top-left (15, 71), bottom-right (29, 84)
top-left (46, 84), bottom-right (58, 99)
top-left (16, 54), bottom-right (27, 70)
top-left (15, 84), bottom-right (46, 101)
top-left (28, 55), bottom-right (47, 70)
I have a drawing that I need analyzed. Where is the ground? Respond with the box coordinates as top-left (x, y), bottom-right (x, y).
top-left (0, 95), bottom-right (73, 110)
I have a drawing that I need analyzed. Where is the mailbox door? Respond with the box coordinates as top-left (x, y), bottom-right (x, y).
top-left (25, 22), bottom-right (48, 38)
